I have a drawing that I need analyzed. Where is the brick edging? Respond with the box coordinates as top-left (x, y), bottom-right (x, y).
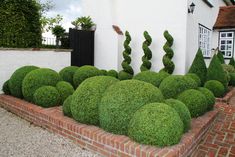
top-left (0, 95), bottom-right (218, 157)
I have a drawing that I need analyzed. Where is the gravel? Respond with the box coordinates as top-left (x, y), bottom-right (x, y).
top-left (0, 108), bottom-right (103, 157)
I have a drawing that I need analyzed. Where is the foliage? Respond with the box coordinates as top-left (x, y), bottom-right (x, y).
top-left (128, 103), bottom-right (184, 147)
top-left (107, 70), bottom-right (118, 78)
top-left (99, 80), bottom-right (164, 135)
top-left (204, 80), bottom-right (225, 98)
top-left (188, 49), bottom-right (207, 85)
top-left (185, 73), bottom-right (201, 87)
top-left (33, 86), bottom-right (60, 108)
top-left (9, 66), bottom-right (39, 98)
top-left (22, 68), bottom-right (62, 102)
top-left (52, 25), bottom-right (65, 38)
top-left (2, 80), bottom-right (11, 95)
top-left (222, 64), bottom-right (235, 73)
top-left (159, 75), bottom-right (198, 99)
top-left (41, 14), bottom-right (63, 32)
top-left (133, 71), bottom-right (170, 87)
top-left (71, 76), bottom-right (119, 125)
top-left (229, 73), bottom-right (235, 86)
top-left (56, 81), bottom-right (74, 104)
top-left (73, 65), bottom-right (102, 88)
top-left (160, 31), bottom-right (175, 74)
top-left (118, 31), bottom-right (134, 80)
top-left (177, 89), bottom-right (208, 118)
top-left (198, 87), bottom-right (215, 111)
top-left (62, 95), bottom-right (73, 117)
top-left (59, 66), bottom-right (79, 88)
top-left (100, 70), bottom-right (107, 76)
top-left (140, 31), bottom-right (153, 72)
top-left (229, 57), bottom-right (235, 67)
top-left (217, 51), bottom-right (225, 64)
top-left (71, 16), bottom-right (95, 30)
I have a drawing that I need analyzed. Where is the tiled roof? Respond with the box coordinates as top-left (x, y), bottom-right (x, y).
top-left (213, 5), bottom-right (235, 29)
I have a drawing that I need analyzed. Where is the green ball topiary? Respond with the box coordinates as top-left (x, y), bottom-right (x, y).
top-left (204, 80), bottom-right (225, 98)
top-left (33, 86), bottom-right (60, 108)
top-left (198, 87), bottom-right (215, 111)
top-left (107, 70), bottom-right (118, 78)
top-left (118, 71), bottom-right (133, 80)
top-left (56, 81), bottom-right (74, 104)
top-left (229, 73), bottom-right (235, 86)
top-left (71, 76), bottom-right (119, 125)
top-left (9, 66), bottom-right (39, 98)
top-left (59, 66), bottom-right (79, 88)
top-left (62, 95), bottom-right (73, 117)
top-left (133, 71), bottom-right (170, 87)
top-left (177, 89), bottom-right (208, 118)
top-left (2, 80), bottom-right (11, 95)
top-left (99, 80), bottom-right (164, 135)
top-left (128, 103), bottom-right (184, 147)
top-left (100, 69), bottom-right (107, 75)
top-left (185, 73), bottom-right (201, 87)
top-left (73, 65), bottom-right (102, 88)
top-left (22, 68), bottom-right (62, 102)
top-left (222, 64), bottom-right (235, 73)
top-left (159, 75), bottom-right (198, 99)
top-left (165, 99), bottom-right (191, 133)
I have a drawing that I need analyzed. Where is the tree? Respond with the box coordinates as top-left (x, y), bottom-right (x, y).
top-left (217, 51), bottom-right (225, 64)
top-left (41, 14), bottom-right (63, 33)
top-left (52, 25), bottom-right (65, 48)
top-left (140, 31), bottom-right (152, 72)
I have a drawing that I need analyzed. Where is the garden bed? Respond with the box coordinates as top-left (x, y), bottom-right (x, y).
top-left (216, 87), bottom-right (235, 104)
top-left (0, 95), bottom-right (218, 157)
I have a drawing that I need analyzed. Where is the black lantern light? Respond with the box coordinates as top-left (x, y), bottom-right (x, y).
top-left (188, 2), bottom-right (196, 14)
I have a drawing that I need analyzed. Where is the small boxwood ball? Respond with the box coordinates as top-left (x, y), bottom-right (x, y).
top-left (9, 65), bottom-right (39, 98)
top-left (59, 66), bottom-right (79, 88)
top-left (56, 81), bottom-right (74, 104)
top-left (63, 95), bottom-right (73, 117)
top-left (229, 73), bottom-right (235, 86)
top-left (159, 75), bottom-right (197, 99)
top-left (22, 68), bottom-right (62, 102)
top-left (204, 80), bottom-right (225, 98)
top-left (165, 99), bottom-right (191, 132)
top-left (73, 65), bottom-right (102, 88)
top-left (185, 73), bottom-right (201, 87)
top-left (99, 80), bottom-right (164, 135)
top-left (133, 71), bottom-right (170, 87)
top-left (107, 70), bottom-right (118, 78)
top-left (128, 103), bottom-right (184, 147)
top-left (100, 69), bottom-right (107, 75)
top-left (2, 80), bottom-right (11, 95)
top-left (222, 64), bottom-right (235, 73)
top-left (198, 87), bottom-right (215, 111)
top-left (33, 86), bottom-right (60, 108)
top-left (71, 76), bottom-right (119, 125)
top-left (118, 71), bottom-right (133, 80)
top-left (177, 89), bottom-right (208, 118)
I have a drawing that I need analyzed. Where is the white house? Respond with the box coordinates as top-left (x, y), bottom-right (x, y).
top-left (80, 0), bottom-right (235, 74)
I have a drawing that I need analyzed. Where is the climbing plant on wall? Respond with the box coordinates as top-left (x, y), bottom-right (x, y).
top-left (118, 31), bottom-right (134, 80)
top-left (140, 31), bottom-right (153, 72)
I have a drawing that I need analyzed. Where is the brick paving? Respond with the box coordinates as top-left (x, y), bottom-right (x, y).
top-left (191, 99), bottom-right (235, 157)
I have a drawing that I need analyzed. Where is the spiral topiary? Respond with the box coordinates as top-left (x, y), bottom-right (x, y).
top-left (160, 30), bottom-right (175, 74)
top-left (140, 31), bottom-right (152, 72)
top-left (2, 80), bottom-right (11, 95)
top-left (118, 31), bottom-right (134, 80)
top-left (56, 81), bottom-right (74, 104)
top-left (63, 95), bottom-right (73, 117)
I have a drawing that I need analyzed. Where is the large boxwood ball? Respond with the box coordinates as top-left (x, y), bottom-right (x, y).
top-left (33, 86), bottom-right (60, 108)
top-left (99, 80), bottom-right (164, 135)
top-left (73, 65), bottom-right (102, 88)
top-left (198, 87), bottom-right (215, 111)
top-left (22, 68), bottom-right (62, 102)
top-left (165, 99), bottom-right (191, 132)
top-left (229, 73), bottom-right (235, 86)
top-left (159, 75), bottom-right (198, 99)
top-left (204, 80), bottom-right (225, 98)
top-left (63, 95), bottom-right (73, 117)
top-left (56, 81), bottom-right (74, 104)
top-left (2, 80), bottom-right (11, 95)
top-left (107, 70), bottom-right (118, 78)
top-left (59, 66), bottom-right (79, 88)
top-left (177, 89), bottom-right (208, 118)
top-left (128, 103), bottom-right (184, 147)
top-left (71, 76), bottom-right (119, 125)
top-left (9, 65), bottom-right (39, 98)
top-left (185, 73), bottom-right (201, 87)
top-left (133, 71), bottom-right (170, 87)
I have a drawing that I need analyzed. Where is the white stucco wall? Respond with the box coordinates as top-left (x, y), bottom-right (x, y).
top-left (0, 49), bottom-right (71, 93)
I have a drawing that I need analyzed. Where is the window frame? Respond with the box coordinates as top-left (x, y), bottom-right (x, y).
top-left (218, 31), bottom-right (235, 59)
top-left (198, 24), bottom-right (212, 58)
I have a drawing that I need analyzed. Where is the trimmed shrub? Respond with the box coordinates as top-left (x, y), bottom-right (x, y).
top-left (56, 81), bottom-right (74, 104)
top-left (133, 71), bottom-right (170, 87)
top-left (2, 80), bottom-right (11, 95)
top-left (33, 86), bottom-right (60, 108)
top-left (62, 95), bottom-right (73, 117)
top-left (107, 70), bottom-right (118, 78)
top-left (204, 80), bottom-right (225, 98)
top-left (185, 73), bottom-right (201, 87)
top-left (229, 57), bottom-right (235, 67)
top-left (222, 64), bottom-right (235, 73)
top-left (22, 68), bottom-right (62, 102)
top-left (99, 80), bottom-right (164, 135)
top-left (165, 99), bottom-right (191, 133)
top-left (73, 65), bottom-right (102, 88)
top-left (188, 49), bottom-right (207, 84)
top-left (71, 76), bottom-right (119, 125)
top-left (59, 66), bottom-right (79, 88)
top-left (177, 89), bottom-right (208, 118)
top-left (100, 69), bottom-right (107, 76)
top-left (198, 87), bottom-right (215, 111)
top-left (140, 31), bottom-right (152, 72)
top-left (217, 51), bottom-right (225, 64)
top-left (159, 75), bottom-right (197, 99)
top-left (9, 66), bottom-right (39, 98)
top-left (229, 73), bottom-right (235, 86)
top-left (128, 103), bottom-right (184, 147)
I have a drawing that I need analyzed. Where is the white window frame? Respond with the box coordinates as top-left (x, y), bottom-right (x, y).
top-left (219, 31), bottom-right (234, 59)
top-left (199, 24), bottom-right (212, 58)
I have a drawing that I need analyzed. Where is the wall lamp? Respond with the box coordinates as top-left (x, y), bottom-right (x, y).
top-left (188, 2), bottom-right (196, 14)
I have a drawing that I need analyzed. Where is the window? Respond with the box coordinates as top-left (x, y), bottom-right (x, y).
top-left (219, 32), bottom-right (234, 59)
top-left (199, 24), bottom-right (212, 58)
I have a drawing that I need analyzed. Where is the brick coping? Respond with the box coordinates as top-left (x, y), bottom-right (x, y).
top-left (0, 95), bottom-right (218, 157)
top-left (216, 87), bottom-right (235, 104)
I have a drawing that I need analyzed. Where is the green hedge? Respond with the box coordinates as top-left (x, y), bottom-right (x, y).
top-left (62, 95), bottom-right (73, 117)
top-left (204, 80), bottom-right (225, 98)
top-left (198, 87), bottom-right (215, 111)
top-left (59, 66), bottom-right (79, 88)
top-left (2, 80), bottom-right (11, 95)
top-left (56, 81), bottom-right (74, 104)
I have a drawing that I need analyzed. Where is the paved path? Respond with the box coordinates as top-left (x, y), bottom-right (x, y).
top-left (0, 108), bottom-right (102, 157)
top-left (191, 99), bottom-right (235, 157)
